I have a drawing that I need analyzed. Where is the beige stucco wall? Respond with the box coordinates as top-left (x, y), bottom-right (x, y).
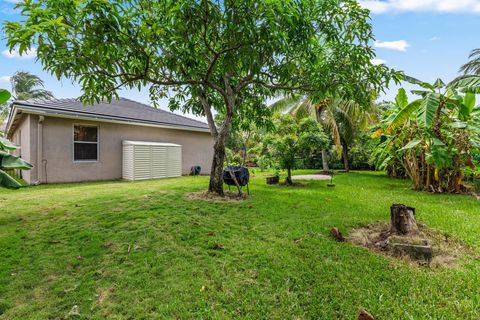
top-left (10, 114), bottom-right (36, 183)
top-left (14, 114), bottom-right (214, 184)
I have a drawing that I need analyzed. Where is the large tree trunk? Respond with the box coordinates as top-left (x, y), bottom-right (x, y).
top-left (200, 80), bottom-right (235, 197)
top-left (321, 149), bottom-right (329, 171)
top-left (390, 204), bottom-right (418, 235)
top-left (208, 137), bottom-right (226, 196)
top-left (286, 168), bottom-right (293, 185)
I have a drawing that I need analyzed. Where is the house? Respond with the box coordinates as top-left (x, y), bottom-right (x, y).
top-left (5, 97), bottom-right (213, 184)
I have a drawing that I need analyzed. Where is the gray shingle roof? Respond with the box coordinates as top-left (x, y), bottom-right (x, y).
top-left (13, 97), bottom-right (209, 130)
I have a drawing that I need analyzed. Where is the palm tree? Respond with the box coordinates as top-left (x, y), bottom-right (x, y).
top-left (10, 71), bottom-right (54, 100)
top-left (459, 48), bottom-right (480, 75)
top-left (270, 95), bottom-right (375, 172)
top-left (1, 71), bottom-right (54, 122)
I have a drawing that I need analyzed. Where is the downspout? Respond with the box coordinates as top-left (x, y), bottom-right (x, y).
top-left (35, 115), bottom-right (45, 184)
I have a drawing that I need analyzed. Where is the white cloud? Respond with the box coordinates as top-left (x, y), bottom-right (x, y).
top-left (0, 76), bottom-right (11, 83)
top-left (371, 58), bottom-right (387, 65)
top-left (359, 0), bottom-right (480, 14)
top-left (1, 47), bottom-right (37, 60)
top-left (1, 6), bottom-right (19, 14)
top-left (429, 36), bottom-right (440, 41)
top-left (374, 40), bottom-right (410, 52)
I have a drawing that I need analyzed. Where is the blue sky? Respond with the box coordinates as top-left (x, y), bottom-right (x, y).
top-left (365, 0), bottom-right (480, 100)
top-left (1, 0), bottom-right (479, 113)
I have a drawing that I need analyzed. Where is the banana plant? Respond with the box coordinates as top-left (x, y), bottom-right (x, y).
top-left (0, 89), bottom-right (33, 188)
top-left (372, 76), bottom-right (480, 193)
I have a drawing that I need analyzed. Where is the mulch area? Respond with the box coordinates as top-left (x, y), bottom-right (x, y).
top-left (185, 191), bottom-right (248, 202)
top-left (347, 222), bottom-right (473, 268)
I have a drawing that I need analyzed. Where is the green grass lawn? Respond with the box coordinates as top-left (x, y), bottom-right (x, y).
top-left (1, 171), bottom-right (479, 319)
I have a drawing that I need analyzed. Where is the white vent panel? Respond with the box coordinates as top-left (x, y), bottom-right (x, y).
top-left (122, 141), bottom-right (182, 181)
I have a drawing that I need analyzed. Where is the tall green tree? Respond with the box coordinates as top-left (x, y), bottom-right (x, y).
top-left (5, 0), bottom-right (394, 195)
top-left (1, 71), bottom-right (53, 121)
top-left (10, 71), bottom-right (54, 100)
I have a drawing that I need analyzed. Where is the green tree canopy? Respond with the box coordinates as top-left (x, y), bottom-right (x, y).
top-left (269, 95), bottom-right (379, 171)
top-left (269, 115), bottom-right (328, 184)
top-left (5, 0), bottom-right (395, 195)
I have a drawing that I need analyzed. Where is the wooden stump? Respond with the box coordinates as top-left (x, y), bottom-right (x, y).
top-left (390, 204), bottom-right (418, 235)
top-left (330, 227), bottom-right (345, 242)
top-left (266, 176), bottom-right (279, 185)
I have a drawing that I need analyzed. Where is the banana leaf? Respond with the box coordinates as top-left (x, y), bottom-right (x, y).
top-left (0, 169), bottom-right (22, 189)
top-left (404, 76), bottom-right (435, 90)
top-left (0, 152), bottom-right (33, 170)
top-left (417, 93), bottom-right (441, 129)
top-left (0, 137), bottom-right (18, 151)
top-left (399, 139), bottom-right (422, 151)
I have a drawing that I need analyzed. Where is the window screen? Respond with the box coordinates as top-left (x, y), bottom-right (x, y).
top-left (74, 125), bottom-right (98, 161)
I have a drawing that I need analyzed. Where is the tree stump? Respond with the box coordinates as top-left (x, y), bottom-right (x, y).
top-left (330, 227), bottom-right (345, 242)
top-left (266, 176), bottom-right (279, 185)
top-left (390, 204), bottom-right (418, 235)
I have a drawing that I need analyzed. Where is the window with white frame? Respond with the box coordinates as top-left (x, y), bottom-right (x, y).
top-left (73, 125), bottom-right (98, 161)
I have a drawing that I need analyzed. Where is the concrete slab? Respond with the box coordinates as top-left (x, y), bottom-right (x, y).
top-left (292, 174), bottom-right (331, 181)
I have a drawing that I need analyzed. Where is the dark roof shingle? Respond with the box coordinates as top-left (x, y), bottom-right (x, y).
top-left (13, 97), bottom-right (209, 130)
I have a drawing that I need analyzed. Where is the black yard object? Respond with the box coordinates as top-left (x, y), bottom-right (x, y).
top-left (190, 165), bottom-right (201, 176)
top-left (223, 166), bottom-right (250, 195)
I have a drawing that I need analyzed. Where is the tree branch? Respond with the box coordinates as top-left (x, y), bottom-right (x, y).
top-left (198, 91), bottom-right (218, 138)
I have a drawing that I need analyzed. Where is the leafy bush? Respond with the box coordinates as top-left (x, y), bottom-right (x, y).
top-left (256, 155), bottom-right (272, 172)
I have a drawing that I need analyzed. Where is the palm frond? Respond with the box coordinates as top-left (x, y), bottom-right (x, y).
top-left (449, 75), bottom-right (480, 94)
top-left (321, 107), bottom-right (342, 157)
top-left (10, 71), bottom-right (54, 101)
top-left (459, 48), bottom-right (480, 75)
top-left (291, 99), bottom-right (315, 120)
top-left (269, 95), bottom-right (302, 115)
top-left (29, 89), bottom-right (54, 99)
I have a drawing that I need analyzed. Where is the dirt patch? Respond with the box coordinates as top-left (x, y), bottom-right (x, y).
top-left (348, 222), bottom-right (472, 268)
top-left (96, 287), bottom-right (114, 305)
top-left (185, 191), bottom-right (248, 202)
